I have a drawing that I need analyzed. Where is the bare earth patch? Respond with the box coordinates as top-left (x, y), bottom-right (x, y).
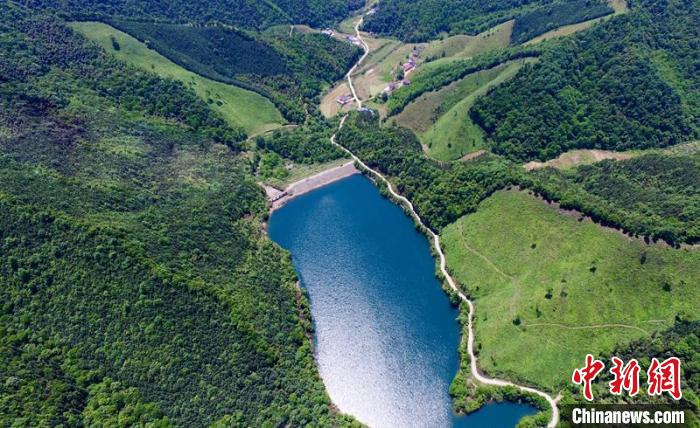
top-left (524, 149), bottom-right (636, 170)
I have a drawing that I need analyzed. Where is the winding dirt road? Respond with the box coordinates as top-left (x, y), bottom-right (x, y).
top-left (331, 15), bottom-right (561, 428)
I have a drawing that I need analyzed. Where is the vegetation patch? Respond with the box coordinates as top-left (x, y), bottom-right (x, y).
top-left (255, 119), bottom-right (345, 165)
top-left (420, 21), bottom-right (513, 67)
top-left (24, 0), bottom-right (362, 30)
top-left (526, 152), bottom-right (700, 245)
top-left (442, 189), bottom-right (700, 391)
top-left (510, 0), bottom-right (613, 44)
top-left (363, 0), bottom-right (552, 42)
top-left (336, 112), bottom-right (518, 231)
top-left (109, 20), bottom-right (286, 79)
top-left (423, 60), bottom-right (533, 161)
top-left (471, 0), bottom-right (699, 161)
top-left (71, 21), bottom-right (284, 135)
top-left (96, 20), bottom-right (362, 122)
top-left (385, 46), bottom-right (541, 115)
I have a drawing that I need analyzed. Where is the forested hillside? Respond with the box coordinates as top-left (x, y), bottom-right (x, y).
top-left (0, 4), bottom-right (349, 426)
top-left (339, 111), bottom-right (700, 246)
top-left (362, 0), bottom-right (612, 42)
top-left (471, 0), bottom-right (699, 161)
top-left (385, 47), bottom-right (541, 115)
top-left (104, 21), bottom-right (361, 122)
top-left (525, 152), bottom-right (700, 245)
top-left (336, 112), bottom-right (518, 230)
top-left (509, 0), bottom-right (613, 44)
top-left (21, 0), bottom-right (363, 29)
top-left (256, 119), bottom-right (346, 165)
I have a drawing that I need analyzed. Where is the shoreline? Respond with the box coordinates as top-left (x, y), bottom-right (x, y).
top-left (263, 161), bottom-right (359, 211)
top-left (328, 13), bottom-right (561, 427)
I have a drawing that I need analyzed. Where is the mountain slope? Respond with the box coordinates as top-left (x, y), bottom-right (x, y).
top-left (362, 0), bottom-right (613, 42)
top-left (21, 0), bottom-right (363, 29)
top-left (0, 5), bottom-right (347, 426)
top-left (470, 0), bottom-right (699, 161)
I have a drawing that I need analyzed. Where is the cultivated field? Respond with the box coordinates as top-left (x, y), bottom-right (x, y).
top-left (71, 22), bottom-right (285, 136)
top-left (442, 190), bottom-right (700, 390)
top-left (320, 82), bottom-right (355, 117)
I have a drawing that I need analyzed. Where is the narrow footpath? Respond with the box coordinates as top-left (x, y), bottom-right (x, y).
top-left (330, 15), bottom-right (561, 428)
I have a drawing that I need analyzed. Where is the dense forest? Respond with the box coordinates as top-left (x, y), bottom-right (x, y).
top-left (362, 0), bottom-right (611, 42)
top-left (510, 0), bottom-right (613, 44)
top-left (256, 120), bottom-right (345, 165)
top-left (471, 0), bottom-right (699, 161)
top-left (524, 152), bottom-right (700, 245)
top-left (0, 4), bottom-right (354, 426)
top-left (108, 20), bottom-right (362, 122)
top-left (21, 0), bottom-right (363, 29)
top-left (337, 112), bottom-right (518, 230)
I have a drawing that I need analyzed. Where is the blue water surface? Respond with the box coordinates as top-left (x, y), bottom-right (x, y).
top-left (268, 174), bottom-right (535, 428)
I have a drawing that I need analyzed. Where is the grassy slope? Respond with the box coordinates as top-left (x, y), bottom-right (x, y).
top-left (416, 21), bottom-right (513, 73)
top-left (423, 60), bottom-right (532, 161)
top-left (442, 190), bottom-right (700, 391)
top-left (71, 21), bottom-right (285, 135)
top-left (523, 149), bottom-right (636, 170)
top-left (392, 59), bottom-right (532, 161)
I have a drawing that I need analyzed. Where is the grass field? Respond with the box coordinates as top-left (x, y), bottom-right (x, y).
top-left (337, 14), bottom-right (361, 34)
top-left (415, 21), bottom-right (513, 74)
top-left (71, 22), bottom-right (285, 136)
top-left (442, 190), bottom-right (700, 391)
top-left (391, 59), bottom-right (532, 161)
top-left (391, 63), bottom-right (513, 133)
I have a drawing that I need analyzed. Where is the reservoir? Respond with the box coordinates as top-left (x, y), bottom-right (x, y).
top-left (268, 174), bottom-right (535, 427)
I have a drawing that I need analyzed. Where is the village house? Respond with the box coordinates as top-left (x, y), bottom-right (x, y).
top-left (337, 94), bottom-right (352, 105)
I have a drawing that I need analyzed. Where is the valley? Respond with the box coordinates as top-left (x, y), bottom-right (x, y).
top-left (2, 0), bottom-right (698, 426)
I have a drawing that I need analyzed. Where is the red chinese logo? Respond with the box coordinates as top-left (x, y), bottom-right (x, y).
top-left (647, 357), bottom-right (682, 400)
top-left (573, 355), bottom-right (682, 401)
top-left (572, 354), bottom-right (605, 401)
top-left (609, 357), bottom-right (640, 396)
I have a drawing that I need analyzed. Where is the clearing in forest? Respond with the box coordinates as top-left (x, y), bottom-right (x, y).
top-left (441, 189), bottom-right (699, 391)
top-left (523, 149), bottom-right (637, 170)
top-left (392, 59), bottom-right (534, 161)
top-left (418, 20), bottom-right (514, 71)
top-left (71, 21), bottom-right (285, 136)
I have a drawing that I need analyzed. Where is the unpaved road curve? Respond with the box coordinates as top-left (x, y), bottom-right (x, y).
top-left (331, 14), bottom-right (561, 428)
